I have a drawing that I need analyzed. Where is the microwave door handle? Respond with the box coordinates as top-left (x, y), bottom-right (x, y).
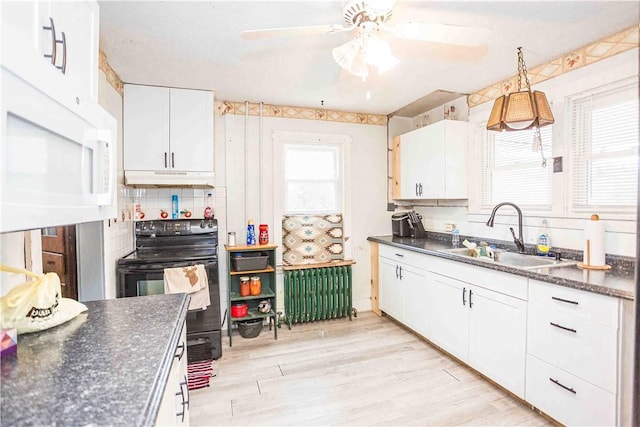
top-left (95, 131), bottom-right (114, 206)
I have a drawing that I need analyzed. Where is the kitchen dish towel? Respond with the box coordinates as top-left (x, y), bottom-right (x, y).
top-left (164, 265), bottom-right (210, 310)
top-left (583, 214), bottom-right (606, 267)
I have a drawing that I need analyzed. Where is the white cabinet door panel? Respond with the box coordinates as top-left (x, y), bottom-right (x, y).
top-left (430, 273), bottom-right (469, 362)
top-left (379, 257), bottom-right (404, 322)
top-left (403, 266), bottom-right (431, 338)
top-left (526, 354), bottom-right (616, 427)
top-left (468, 285), bottom-right (527, 398)
top-left (527, 303), bottom-right (618, 393)
top-left (169, 88), bottom-right (213, 172)
top-left (124, 85), bottom-right (170, 171)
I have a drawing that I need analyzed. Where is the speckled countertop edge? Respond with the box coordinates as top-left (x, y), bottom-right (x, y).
top-left (142, 294), bottom-right (191, 426)
top-left (368, 236), bottom-right (635, 301)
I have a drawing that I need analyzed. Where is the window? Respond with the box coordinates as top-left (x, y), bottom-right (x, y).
top-left (480, 126), bottom-right (553, 209)
top-left (569, 78), bottom-right (638, 213)
top-left (284, 143), bottom-right (341, 214)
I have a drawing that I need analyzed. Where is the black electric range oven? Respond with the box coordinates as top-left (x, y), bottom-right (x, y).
top-left (117, 219), bottom-right (221, 360)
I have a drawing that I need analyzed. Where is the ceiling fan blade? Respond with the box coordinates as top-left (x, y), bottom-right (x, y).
top-left (389, 22), bottom-right (491, 47)
top-left (241, 24), bottom-right (352, 40)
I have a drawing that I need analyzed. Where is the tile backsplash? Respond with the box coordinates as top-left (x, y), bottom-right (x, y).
top-left (118, 187), bottom-right (216, 221)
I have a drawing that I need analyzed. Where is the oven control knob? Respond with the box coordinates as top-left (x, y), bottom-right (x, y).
top-left (200, 220), bottom-right (206, 229)
top-left (207, 221), bottom-right (213, 228)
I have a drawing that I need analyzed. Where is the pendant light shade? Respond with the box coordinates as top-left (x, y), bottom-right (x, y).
top-left (487, 48), bottom-right (555, 131)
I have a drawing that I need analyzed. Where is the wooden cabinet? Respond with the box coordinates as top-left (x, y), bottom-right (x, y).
top-left (0, 0), bottom-right (99, 118)
top-left (225, 245), bottom-right (278, 347)
top-left (525, 280), bottom-right (619, 426)
top-left (124, 84), bottom-right (214, 173)
top-left (156, 321), bottom-right (190, 426)
top-left (394, 120), bottom-right (468, 200)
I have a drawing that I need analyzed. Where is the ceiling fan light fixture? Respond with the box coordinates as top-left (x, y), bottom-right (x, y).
top-left (486, 47), bottom-right (555, 131)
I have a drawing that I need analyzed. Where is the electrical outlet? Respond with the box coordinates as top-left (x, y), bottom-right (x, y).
top-left (444, 223), bottom-right (455, 232)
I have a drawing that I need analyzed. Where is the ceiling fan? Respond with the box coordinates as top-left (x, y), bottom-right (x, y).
top-left (241, 0), bottom-right (491, 79)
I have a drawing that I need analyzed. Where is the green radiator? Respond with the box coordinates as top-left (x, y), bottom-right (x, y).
top-left (283, 265), bottom-right (353, 329)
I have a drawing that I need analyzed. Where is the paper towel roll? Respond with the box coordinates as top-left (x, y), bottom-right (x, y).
top-left (583, 214), bottom-right (605, 267)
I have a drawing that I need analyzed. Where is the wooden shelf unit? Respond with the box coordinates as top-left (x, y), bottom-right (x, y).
top-left (225, 244), bottom-right (278, 346)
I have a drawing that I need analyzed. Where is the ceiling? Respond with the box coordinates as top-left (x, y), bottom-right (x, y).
top-left (98, 1), bottom-right (639, 116)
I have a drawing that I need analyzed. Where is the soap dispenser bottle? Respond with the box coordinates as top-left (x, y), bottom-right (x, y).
top-left (536, 219), bottom-right (551, 256)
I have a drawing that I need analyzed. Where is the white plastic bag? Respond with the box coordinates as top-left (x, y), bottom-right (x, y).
top-left (0, 264), bottom-right (87, 334)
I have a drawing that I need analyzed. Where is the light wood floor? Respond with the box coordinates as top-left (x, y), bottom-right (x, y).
top-left (190, 312), bottom-right (552, 426)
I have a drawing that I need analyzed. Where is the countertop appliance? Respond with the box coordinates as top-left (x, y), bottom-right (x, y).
top-left (392, 211), bottom-right (427, 238)
top-left (117, 218), bottom-right (221, 360)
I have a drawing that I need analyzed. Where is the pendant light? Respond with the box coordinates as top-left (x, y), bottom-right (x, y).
top-left (487, 47), bottom-right (555, 131)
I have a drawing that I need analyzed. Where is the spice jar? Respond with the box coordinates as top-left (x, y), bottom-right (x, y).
top-left (259, 224), bottom-right (269, 245)
top-left (239, 276), bottom-right (250, 297)
top-left (249, 276), bottom-right (261, 296)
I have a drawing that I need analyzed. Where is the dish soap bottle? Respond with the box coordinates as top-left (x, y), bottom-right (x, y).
top-left (247, 219), bottom-right (256, 245)
top-left (536, 219), bottom-right (551, 256)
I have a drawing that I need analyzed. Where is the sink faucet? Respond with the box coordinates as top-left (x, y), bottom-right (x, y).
top-left (486, 202), bottom-right (526, 253)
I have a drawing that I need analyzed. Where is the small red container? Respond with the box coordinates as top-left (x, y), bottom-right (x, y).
top-left (259, 224), bottom-right (269, 245)
top-left (231, 303), bottom-right (248, 318)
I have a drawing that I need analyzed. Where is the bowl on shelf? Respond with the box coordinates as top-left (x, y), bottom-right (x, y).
top-left (237, 319), bottom-right (263, 338)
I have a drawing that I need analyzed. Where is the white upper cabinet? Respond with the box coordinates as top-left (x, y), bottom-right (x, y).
top-left (124, 84), bottom-right (214, 173)
top-left (0, 0), bottom-right (99, 118)
top-left (396, 120), bottom-right (468, 200)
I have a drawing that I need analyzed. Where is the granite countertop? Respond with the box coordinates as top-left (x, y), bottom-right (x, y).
top-left (368, 235), bottom-right (635, 301)
top-left (1, 293), bottom-right (190, 426)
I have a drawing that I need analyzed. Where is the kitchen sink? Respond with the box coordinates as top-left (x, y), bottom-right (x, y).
top-left (438, 247), bottom-right (577, 270)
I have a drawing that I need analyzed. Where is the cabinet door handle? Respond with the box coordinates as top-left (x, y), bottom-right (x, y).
top-left (172, 152), bottom-right (175, 168)
top-left (469, 289), bottom-right (473, 308)
top-left (395, 265), bottom-right (399, 279)
top-left (415, 183), bottom-right (419, 196)
top-left (551, 296), bottom-right (579, 305)
top-left (398, 266), bottom-right (403, 280)
top-left (55, 31), bottom-right (67, 74)
top-left (418, 183), bottom-right (423, 196)
top-left (549, 377), bottom-right (576, 394)
top-left (164, 152), bottom-right (168, 168)
top-left (550, 322), bottom-right (577, 334)
top-left (42, 17), bottom-right (58, 65)
top-left (174, 342), bottom-right (185, 361)
top-left (462, 287), bottom-right (467, 306)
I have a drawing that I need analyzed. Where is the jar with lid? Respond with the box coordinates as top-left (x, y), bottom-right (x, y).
top-left (259, 224), bottom-right (269, 245)
top-left (249, 276), bottom-right (261, 296)
top-left (239, 276), bottom-right (250, 296)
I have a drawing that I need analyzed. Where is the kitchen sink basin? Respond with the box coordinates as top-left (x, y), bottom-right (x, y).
top-left (438, 247), bottom-right (577, 270)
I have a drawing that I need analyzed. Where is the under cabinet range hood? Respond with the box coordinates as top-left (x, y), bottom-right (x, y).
top-left (124, 170), bottom-right (215, 188)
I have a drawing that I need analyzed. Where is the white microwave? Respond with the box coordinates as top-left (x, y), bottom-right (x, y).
top-left (1, 67), bottom-right (117, 233)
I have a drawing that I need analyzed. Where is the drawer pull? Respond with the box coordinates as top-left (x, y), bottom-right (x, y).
top-left (551, 296), bottom-right (579, 305)
top-left (550, 322), bottom-right (577, 333)
top-left (174, 342), bottom-right (185, 361)
top-left (549, 377), bottom-right (577, 394)
top-left (394, 253), bottom-right (404, 257)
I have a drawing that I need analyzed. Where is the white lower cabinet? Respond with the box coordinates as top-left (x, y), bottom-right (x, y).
top-left (379, 246), bottom-right (431, 334)
top-left (526, 354), bottom-right (616, 426)
top-left (157, 322), bottom-right (190, 426)
top-left (526, 280), bottom-right (619, 425)
top-left (430, 270), bottom-right (527, 398)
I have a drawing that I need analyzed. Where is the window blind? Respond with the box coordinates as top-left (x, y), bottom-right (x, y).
top-left (480, 125), bottom-right (553, 208)
top-left (569, 78), bottom-right (638, 213)
top-left (284, 144), bottom-right (341, 214)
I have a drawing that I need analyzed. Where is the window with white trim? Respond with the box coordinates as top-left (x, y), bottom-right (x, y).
top-left (480, 126), bottom-right (553, 209)
top-left (284, 143), bottom-right (342, 214)
top-left (569, 78), bottom-right (638, 213)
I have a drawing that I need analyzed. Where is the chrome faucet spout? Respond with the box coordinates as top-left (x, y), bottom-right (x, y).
top-left (486, 202), bottom-right (526, 253)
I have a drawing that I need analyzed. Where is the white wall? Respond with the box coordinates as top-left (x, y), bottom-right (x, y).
top-left (389, 49), bottom-right (638, 257)
top-left (215, 108), bottom-right (389, 314)
top-left (97, 71), bottom-right (134, 300)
